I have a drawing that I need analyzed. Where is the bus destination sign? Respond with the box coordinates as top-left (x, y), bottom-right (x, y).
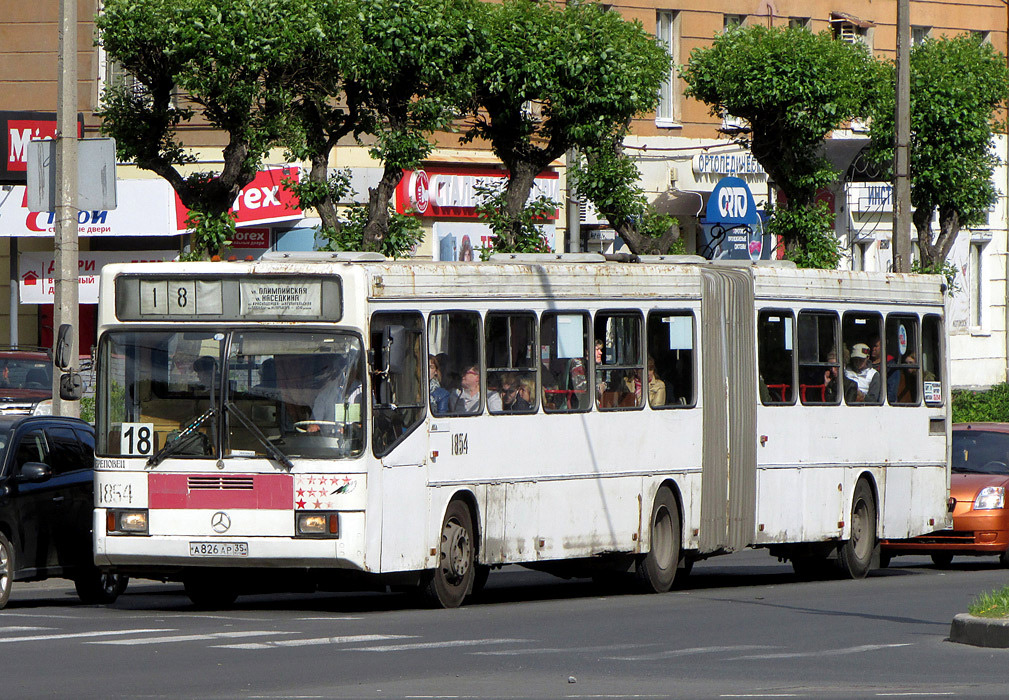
top-left (240, 280), bottom-right (321, 317)
top-left (116, 275), bottom-right (340, 322)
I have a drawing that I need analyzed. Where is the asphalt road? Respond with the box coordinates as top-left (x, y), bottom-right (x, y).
top-left (4, 550), bottom-right (1009, 699)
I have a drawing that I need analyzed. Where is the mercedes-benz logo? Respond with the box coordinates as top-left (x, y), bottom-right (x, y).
top-left (211, 511), bottom-right (231, 533)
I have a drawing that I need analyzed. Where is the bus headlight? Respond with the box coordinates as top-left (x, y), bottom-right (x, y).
top-left (296, 511), bottom-right (339, 538)
top-left (107, 509), bottom-right (149, 534)
top-left (974, 487), bottom-right (1005, 510)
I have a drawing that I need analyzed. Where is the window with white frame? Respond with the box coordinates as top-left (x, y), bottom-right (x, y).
top-left (656, 11), bottom-right (681, 126)
top-left (789, 17), bottom-right (810, 31)
top-left (969, 241), bottom-right (985, 328)
top-left (912, 26), bottom-right (931, 45)
top-left (724, 14), bottom-right (745, 32)
top-left (831, 15), bottom-right (872, 48)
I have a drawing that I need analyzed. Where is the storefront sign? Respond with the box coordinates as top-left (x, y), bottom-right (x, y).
top-left (701, 177), bottom-right (773, 260)
top-left (692, 151), bottom-right (766, 176)
top-left (19, 250), bottom-right (176, 304)
top-left (0, 180), bottom-right (176, 237)
top-left (395, 167), bottom-right (559, 219)
top-left (174, 167), bottom-right (302, 230)
top-left (1, 111), bottom-right (85, 184)
top-left (849, 182), bottom-right (893, 213)
top-left (231, 227), bottom-right (271, 249)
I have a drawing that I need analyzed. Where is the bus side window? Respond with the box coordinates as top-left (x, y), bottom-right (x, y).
top-left (797, 311), bottom-right (840, 405)
top-left (371, 312), bottom-right (425, 457)
top-left (594, 311), bottom-right (643, 410)
top-left (646, 312), bottom-right (694, 408)
top-left (486, 312), bottom-right (538, 414)
top-left (886, 314), bottom-right (921, 406)
top-left (428, 311), bottom-right (481, 416)
top-left (841, 311), bottom-right (884, 406)
top-left (922, 314), bottom-right (944, 406)
top-left (541, 312), bottom-right (591, 413)
top-left (758, 310), bottom-right (795, 405)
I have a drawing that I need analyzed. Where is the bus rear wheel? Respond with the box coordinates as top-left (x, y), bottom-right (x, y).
top-left (634, 487), bottom-right (680, 593)
top-left (839, 479), bottom-right (876, 579)
top-left (422, 500), bottom-right (476, 608)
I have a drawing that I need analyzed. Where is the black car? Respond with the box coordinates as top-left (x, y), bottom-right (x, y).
top-left (0, 415), bottom-right (127, 608)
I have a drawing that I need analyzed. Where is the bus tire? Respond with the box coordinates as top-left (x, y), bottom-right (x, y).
top-left (0, 532), bottom-right (13, 609)
top-left (422, 500), bottom-right (476, 608)
top-left (839, 479), bottom-right (876, 579)
top-left (931, 552), bottom-right (954, 568)
top-left (634, 486), bottom-right (680, 593)
top-left (74, 569), bottom-right (129, 604)
top-left (184, 573), bottom-right (239, 609)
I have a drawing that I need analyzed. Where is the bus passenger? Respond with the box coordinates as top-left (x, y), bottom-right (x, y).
top-left (843, 343), bottom-right (880, 403)
top-left (511, 375), bottom-right (535, 411)
top-left (450, 364), bottom-right (502, 414)
top-left (646, 357), bottom-right (666, 407)
top-left (823, 349), bottom-right (839, 402)
top-left (428, 355), bottom-right (450, 415)
top-left (192, 355), bottom-right (217, 393)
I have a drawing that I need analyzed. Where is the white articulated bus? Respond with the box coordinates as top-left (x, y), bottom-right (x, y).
top-left (91, 252), bottom-right (951, 607)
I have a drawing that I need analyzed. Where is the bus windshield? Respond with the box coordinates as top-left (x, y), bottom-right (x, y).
top-left (97, 330), bottom-right (365, 461)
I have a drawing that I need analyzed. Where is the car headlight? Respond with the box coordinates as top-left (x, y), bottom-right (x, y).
top-left (31, 399), bottom-right (52, 416)
top-left (974, 486), bottom-right (1005, 510)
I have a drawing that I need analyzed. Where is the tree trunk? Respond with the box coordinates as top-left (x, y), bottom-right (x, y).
top-left (310, 152), bottom-right (341, 233)
top-left (914, 205), bottom-right (940, 270)
top-left (500, 162), bottom-right (539, 250)
top-left (361, 161), bottom-right (403, 252)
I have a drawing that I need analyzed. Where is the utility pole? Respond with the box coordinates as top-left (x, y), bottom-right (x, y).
top-left (54, 0), bottom-right (79, 417)
top-left (893, 0), bottom-right (912, 273)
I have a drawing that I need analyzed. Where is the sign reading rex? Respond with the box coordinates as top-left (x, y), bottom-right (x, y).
top-left (1, 111), bottom-right (85, 184)
top-left (173, 167), bottom-right (302, 230)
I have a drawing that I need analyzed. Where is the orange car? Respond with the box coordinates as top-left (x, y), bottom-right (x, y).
top-left (882, 423), bottom-right (1009, 568)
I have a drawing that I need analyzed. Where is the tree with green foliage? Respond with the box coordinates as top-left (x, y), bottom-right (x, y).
top-left (350, 0), bottom-right (478, 252)
top-left (570, 136), bottom-right (681, 255)
top-left (464, 0), bottom-right (670, 253)
top-left (682, 26), bottom-right (881, 260)
top-left (97, 0), bottom-right (326, 258)
top-left (281, 0), bottom-right (366, 237)
top-left (869, 35), bottom-right (1009, 272)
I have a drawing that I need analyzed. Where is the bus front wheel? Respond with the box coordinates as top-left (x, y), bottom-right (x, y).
top-left (422, 500), bottom-right (476, 608)
top-left (839, 479), bottom-right (877, 579)
top-left (634, 486), bottom-right (680, 593)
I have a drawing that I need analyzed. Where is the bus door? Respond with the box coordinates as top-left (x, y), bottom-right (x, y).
top-left (699, 266), bottom-right (757, 554)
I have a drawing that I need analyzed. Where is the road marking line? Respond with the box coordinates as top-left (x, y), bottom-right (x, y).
top-left (608, 645), bottom-right (776, 661)
top-left (89, 630), bottom-right (299, 645)
top-left (214, 634), bottom-right (415, 650)
top-left (731, 643), bottom-right (912, 660)
top-left (0, 626), bottom-right (51, 632)
top-left (0, 628), bottom-right (173, 644)
top-left (475, 643), bottom-right (647, 656)
top-left (346, 638), bottom-right (529, 652)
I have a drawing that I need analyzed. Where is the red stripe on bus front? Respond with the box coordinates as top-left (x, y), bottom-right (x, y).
top-left (148, 473), bottom-right (293, 509)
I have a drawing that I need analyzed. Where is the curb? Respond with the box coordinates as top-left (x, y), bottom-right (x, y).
top-left (949, 613), bottom-right (1009, 648)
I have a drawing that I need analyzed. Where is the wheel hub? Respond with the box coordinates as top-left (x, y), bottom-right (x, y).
top-left (442, 520), bottom-right (472, 583)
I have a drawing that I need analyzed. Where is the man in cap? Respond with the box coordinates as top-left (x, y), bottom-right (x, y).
top-left (843, 342), bottom-right (881, 403)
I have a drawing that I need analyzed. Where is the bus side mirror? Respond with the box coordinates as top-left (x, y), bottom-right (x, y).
top-left (60, 372), bottom-right (84, 401)
top-left (55, 324), bottom-right (73, 371)
top-left (382, 325), bottom-right (406, 376)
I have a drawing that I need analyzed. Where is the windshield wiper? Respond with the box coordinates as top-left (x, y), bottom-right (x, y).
top-left (146, 408), bottom-right (216, 468)
top-left (225, 401), bottom-right (294, 471)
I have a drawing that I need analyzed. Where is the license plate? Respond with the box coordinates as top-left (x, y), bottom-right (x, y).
top-left (189, 541), bottom-right (249, 557)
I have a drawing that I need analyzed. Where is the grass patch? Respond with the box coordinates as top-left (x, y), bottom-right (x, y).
top-left (968, 586), bottom-right (1009, 617)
